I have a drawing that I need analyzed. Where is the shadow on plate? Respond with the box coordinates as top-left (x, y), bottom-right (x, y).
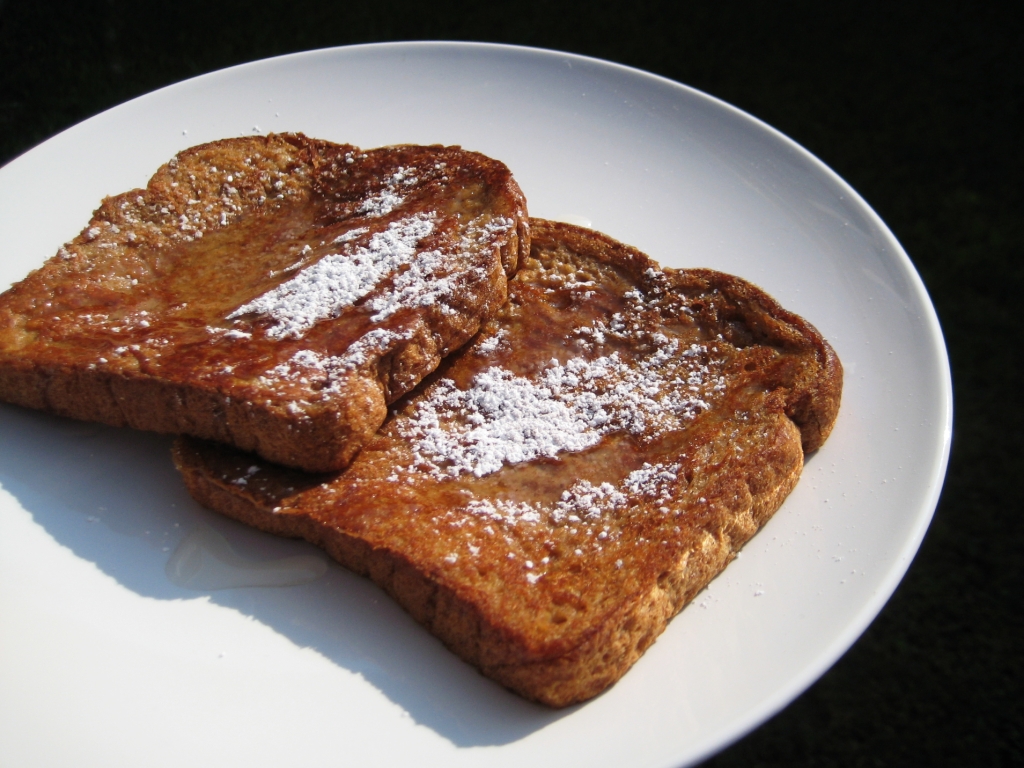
top-left (0, 404), bottom-right (573, 747)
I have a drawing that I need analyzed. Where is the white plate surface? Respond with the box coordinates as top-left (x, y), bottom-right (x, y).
top-left (0, 42), bottom-right (951, 768)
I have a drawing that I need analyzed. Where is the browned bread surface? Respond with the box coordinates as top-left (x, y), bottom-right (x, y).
top-left (173, 219), bottom-right (842, 706)
top-left (0, 134), bottom-right (528, 471)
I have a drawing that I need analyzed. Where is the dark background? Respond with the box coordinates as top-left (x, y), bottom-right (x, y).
top-left (1, 1), bottom-right (1020, 764)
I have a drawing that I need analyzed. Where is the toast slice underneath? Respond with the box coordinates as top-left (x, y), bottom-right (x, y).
top-left (174, 219), bottom-right (842, 706)
top-left (0, 134), bottom-right (527, 472)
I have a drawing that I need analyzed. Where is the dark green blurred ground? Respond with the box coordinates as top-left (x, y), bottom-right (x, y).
top-left (1, 1), bottom-right (1020, 764)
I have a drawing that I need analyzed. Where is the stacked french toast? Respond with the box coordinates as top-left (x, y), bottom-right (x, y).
top-left (0, 134), bottom-right (840, 706)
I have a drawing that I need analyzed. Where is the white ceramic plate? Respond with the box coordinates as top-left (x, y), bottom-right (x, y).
top-left (0, 43), bottom-right (951, 768)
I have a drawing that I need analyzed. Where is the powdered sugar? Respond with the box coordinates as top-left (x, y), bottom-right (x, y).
top-left (336, 327), bottom-right (414, 370)
top-left (356, 166), bottom-right (418, 218)
top-left (366, 216), bottom-right (511, 323)
top-left (228, 213), bottom-right (513, 338)
top-left (399, 330), bottom-right (723, 478)
top-left (465, 498), bottom-right (545, 527)
top-left (366, 248), bottom-right (455, 322)
top-left (334, 227), bottom-right (368, 244)
top-left (622, 463), bottom-right (681, 502)
top-left (552, 480), bottom-right (629, 522)
top-left (456, 466), bottom-right (680, 531)
top-left (474, 327), bottom-right (508, 355)
top-left (406, 367), bottom-right (602, 477)
top-left (443, 459), bottom-right (684, 583)
top-left (259, 349), bottom-right (337, 394)
top-left (258, 327), bottom-right (414, 394)
top-left (228, 214), bottom-right (435, 339)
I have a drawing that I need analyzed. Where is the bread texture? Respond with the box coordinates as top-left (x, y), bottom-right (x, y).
top-left (0, 134), bottom-right (528, 471)
top-left (173, 219), bottom-right (842, 706)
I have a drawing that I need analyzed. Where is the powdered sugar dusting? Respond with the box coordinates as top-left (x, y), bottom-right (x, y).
top-left (356, 166), bottom-right (418, 218)
top-left (552, 480), bottom-right (629, 523)
top-left (336, 327), bottom-right (415, 370)
top-left (465, 498), bottom-right (545, 527)
top-left (228, 212), bottom-right (513, 338)
top-left (258, 349), bottom-right (339, 396)
top-left (405, 367), bottom-right (601, 477)
top-left (228, 214), bottom-right (435, 339)
top-left (623, 462), bottom-right (680, 497)
top-left (367, 248), bottom-right (456, 322)
top-left (446, 461), bottom-right (684, 583)
top-left (257, 327), bottom-right (414, 395)
top-left (400, 330), bottom-right (724, 478)
top-left (474, 327), bottom-right (508, 355)
top-left (367, 215), bottom-right (512, 323)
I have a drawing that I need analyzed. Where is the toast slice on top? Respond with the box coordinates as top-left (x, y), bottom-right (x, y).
top-left (0, 134), bottom-right (528, 472)
top-left (173, 219), bottom-right (842, 706)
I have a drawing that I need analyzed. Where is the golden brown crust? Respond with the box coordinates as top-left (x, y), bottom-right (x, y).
top-left (0, 134), bottom-right (528, 471)
top-left (173, 219), bottom-right (842, 706)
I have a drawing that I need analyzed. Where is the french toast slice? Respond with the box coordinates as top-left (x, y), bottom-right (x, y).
top-left (0, 134), bottom-right (528, 472)
top-left (173, 219), bottom-right (842, 706)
